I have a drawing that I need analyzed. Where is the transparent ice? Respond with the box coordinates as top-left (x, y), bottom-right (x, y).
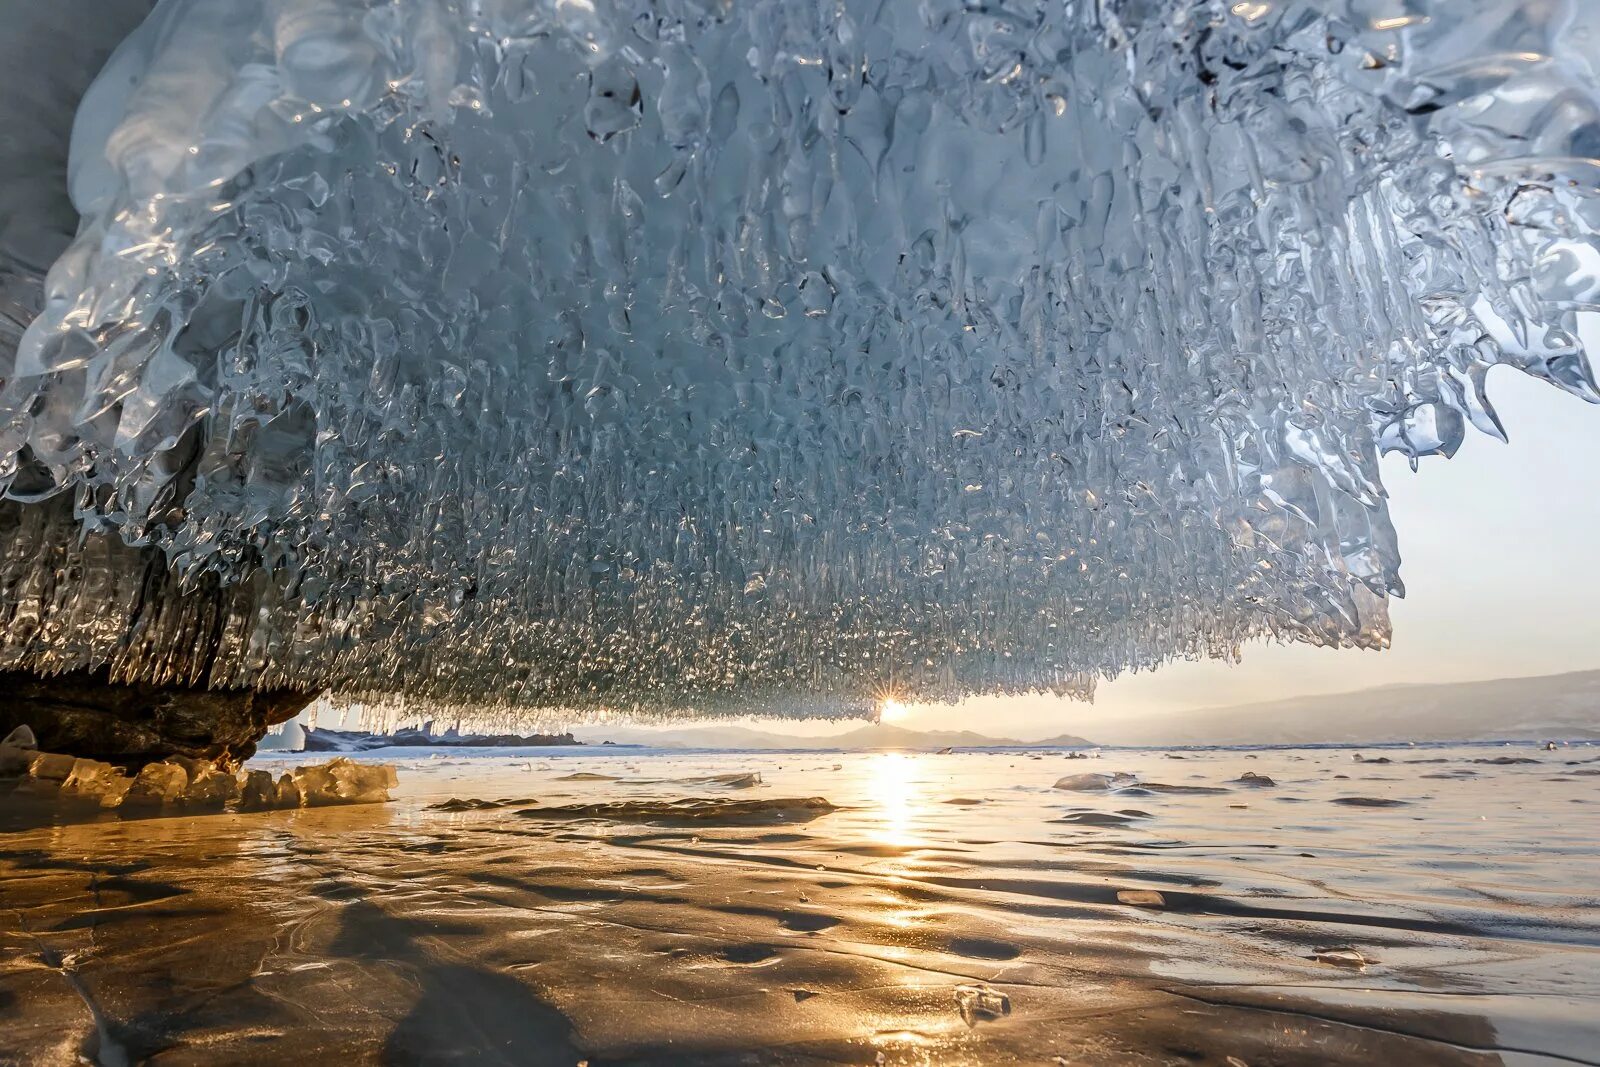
top-left (0, 746), bottom-right (396, 811)
top-left (1, 0), bottom-right (1597, 727)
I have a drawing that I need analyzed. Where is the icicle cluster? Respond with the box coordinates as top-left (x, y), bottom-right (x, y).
top-left (1, 0), bottom-right (1596, 723)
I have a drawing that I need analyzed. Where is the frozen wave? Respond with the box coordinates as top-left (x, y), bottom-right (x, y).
top-left (1, 0), bottom-right (1597, 724)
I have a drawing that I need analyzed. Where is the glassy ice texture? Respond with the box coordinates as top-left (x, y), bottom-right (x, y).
top-left (1, 0), bottom-right (1597, 725)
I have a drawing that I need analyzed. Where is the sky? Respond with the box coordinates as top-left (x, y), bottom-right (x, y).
top-left (703, 366), bottom-right (1600, 741)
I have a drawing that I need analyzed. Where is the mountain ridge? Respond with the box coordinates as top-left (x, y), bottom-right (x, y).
top-left (577, 668), bottom-right (1600, 748)
top-left (573, 722), bottom-right (1094, 751)
top-left (1087, 668), bottom-right (1600, 745)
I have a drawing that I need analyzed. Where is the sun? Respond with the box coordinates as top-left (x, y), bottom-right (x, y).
top-left (878, 698), bottom-right (911, 723)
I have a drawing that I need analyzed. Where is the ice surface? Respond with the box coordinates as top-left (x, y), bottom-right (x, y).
top-left (2, 1), bottom-right (1598, 724)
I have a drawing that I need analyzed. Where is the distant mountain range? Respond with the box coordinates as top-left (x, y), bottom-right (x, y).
top-left (263, 669), bottom-right (1599, 752)
top-left (577, 669), bottom-right (1600, 748)
top-left (1090, 668), bottom-right (1600, 745)
top-left (574, 722), bottom-right (1094, 751)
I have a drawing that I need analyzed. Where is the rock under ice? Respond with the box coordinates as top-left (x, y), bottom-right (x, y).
top-left (1, 0), bottom-right (1597, 726)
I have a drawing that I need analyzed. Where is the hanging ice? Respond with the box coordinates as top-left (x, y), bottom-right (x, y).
top-left (1, 0), bottom-right (1597, 725)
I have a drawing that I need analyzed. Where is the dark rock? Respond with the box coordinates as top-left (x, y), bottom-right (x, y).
top-left (0, 669), bottom-right (316, 769)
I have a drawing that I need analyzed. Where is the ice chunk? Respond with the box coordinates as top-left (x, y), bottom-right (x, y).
top-left (60, 758), bottom-right (133, 808)
top-left (287, 763), bottom-right (339, 806)
top-left (1230, 772), bottom-right (1277, 788)
top-left (9, 751), bottom-right (76, 798)
top-left (1054, 772), bottom-right (1137, 792)
top-left (239, 769), bottom-right (279, 809)
top-left (2, 1), bottom-right (1598, 723)
top-left (26, 752), bottom-right (76, 782)
top-left (292, 758), bottom-right (396, 806)
top-left (1053, 774), bottom-right (1116, 793)
top-left (327, 760), bottom-right (398, 804)
top-left (3, 748), bottom-right (396, 813)
top-left (173, 758), bottom-right (242, 809)
top-left (276, 773), bottom-right (304, 809)
top-left (1116, 890), bottom-right (1167, 908)
top-left (954, 984), bottom-right (1012, 1027)
top-left (239, 766), bottom-right (321, 809)
top-left (123, 762), bottom-right (190, 807)
top-left (1314, 947), bottom-right (1374, 970)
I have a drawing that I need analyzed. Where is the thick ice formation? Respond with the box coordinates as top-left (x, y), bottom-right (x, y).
top-left (0, 723), bottom-right (397, 812)
top-left (1, 1), bottom-right (1597, 723)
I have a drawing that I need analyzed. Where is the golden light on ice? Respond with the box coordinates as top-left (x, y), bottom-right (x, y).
top-left (878, 698), bottom-right (910, 723)
top-left (864, 752), bottom-right (921, 850)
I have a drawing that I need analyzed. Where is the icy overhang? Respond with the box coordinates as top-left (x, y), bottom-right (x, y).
top-left (0, 0), bottom-right (1596, 724)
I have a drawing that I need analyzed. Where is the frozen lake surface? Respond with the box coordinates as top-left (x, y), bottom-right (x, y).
top-left (3, 744), bottom-right (1599, 1065)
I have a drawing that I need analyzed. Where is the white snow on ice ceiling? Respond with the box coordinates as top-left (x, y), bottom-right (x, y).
top-left (1, 0), bottom-right (1597, 720)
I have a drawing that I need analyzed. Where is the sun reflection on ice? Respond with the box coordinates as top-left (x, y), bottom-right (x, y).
top-left (864, 752), bottom-right (923, 852)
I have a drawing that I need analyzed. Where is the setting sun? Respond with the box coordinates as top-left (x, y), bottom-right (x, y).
top-left (878, 698), bottom-right (911, 723)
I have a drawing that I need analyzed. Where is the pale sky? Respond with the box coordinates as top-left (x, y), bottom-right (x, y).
top-left (730, 367), bottom-right (1600, 741)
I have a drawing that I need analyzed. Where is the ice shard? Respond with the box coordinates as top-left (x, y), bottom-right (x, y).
top-left (1, 0), bottom-right (1597, 729)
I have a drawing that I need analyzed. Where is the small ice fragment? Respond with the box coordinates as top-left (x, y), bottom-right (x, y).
top-left (954, 984), bottom-right (1011, 1026)
top-left (1230, 772), bottom-right (1276, 787)
top-left (1116, 890), bottom-right (1166, 908)
top-left (713, 772), bottom-right (761, 788)
top-left (1053, 773), bottom-right (1113, 792)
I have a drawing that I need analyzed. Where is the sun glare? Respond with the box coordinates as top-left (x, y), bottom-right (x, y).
top-left (879, 698), bottom-right (910, 723)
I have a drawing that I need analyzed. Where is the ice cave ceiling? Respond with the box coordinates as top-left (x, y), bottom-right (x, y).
top-left (0, 0), bottom-right (1597, 722)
